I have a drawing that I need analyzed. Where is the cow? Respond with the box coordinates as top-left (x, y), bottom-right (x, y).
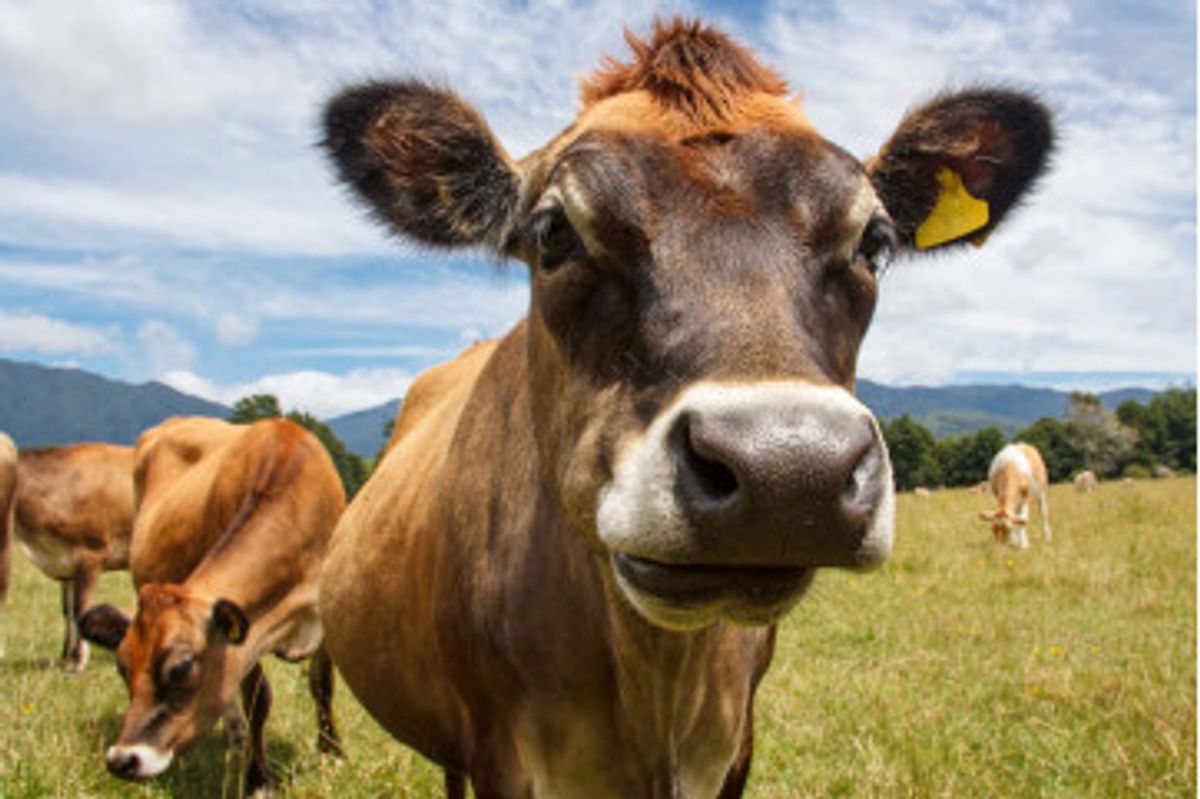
top-left (2, 442), bottom-right (134, 672)
top-left (979, 442), bottom-right (1051, 548)
top-left (78, 417), bottom-right (345, 796)
top-left (1073, 469), bottom-right (1097, 493)
top-left (318, 18), bottom-right (1053, 797)
top-left (0, 433), bottom-right (15, 659)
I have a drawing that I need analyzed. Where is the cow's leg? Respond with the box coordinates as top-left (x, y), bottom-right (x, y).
top-left (241, 663), bottom-right (274, 798)
top-left (307, 643), bottom-right (343, 757)
top-left (61, 568), bottom-right (96, 673)
top-left (1037, 490), bottom-right (1052, 541)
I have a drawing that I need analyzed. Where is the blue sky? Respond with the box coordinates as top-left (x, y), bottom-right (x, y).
top-left (0, 0), bottom-right (1194, 417)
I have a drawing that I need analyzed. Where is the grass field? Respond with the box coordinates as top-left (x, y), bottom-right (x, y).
top-left (0, 477), bottom-right (1194, 798)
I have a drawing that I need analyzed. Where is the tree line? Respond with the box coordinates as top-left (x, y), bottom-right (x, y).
top-left (228, 386), bottom-right (1195, 498)
top-left (883, 388), bottom-right (1196, 491)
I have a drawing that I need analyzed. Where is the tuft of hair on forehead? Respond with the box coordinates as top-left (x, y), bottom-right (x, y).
top-left (580, 17), bottom-right (789, 125)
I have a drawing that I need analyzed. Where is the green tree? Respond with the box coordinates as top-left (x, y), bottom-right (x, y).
top-left (229, 394), bottom-right (282, 424)
top-left (1155, 388), bottom-right (1196, 472)
top-left (1064, 392), bottom-right (1137, 478)
top-left (1013, 417), bottom-right (1083, 483)
top-left (935, 426), bottom-right (1006, 487)
top-left (883, 414), bottom-right (940, 491)
top-left (1118, 388), bottom-right (1197, 473)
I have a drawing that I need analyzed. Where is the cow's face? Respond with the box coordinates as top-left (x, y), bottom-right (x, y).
top-left (324, 20), bottom-right (1052, 629)
top-left (79, 585), bottom-right (250, 781)
top-left (980, 508), bottom-right (1026, 542)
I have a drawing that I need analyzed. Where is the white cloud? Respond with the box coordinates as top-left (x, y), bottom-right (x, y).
top-left (160, 367), bottom-right (415, 418)
top-left (137, 320), bottom-right (196, 374)
top-left (0, 311), bottom-right (117, 355)
top-left (215, 312), bottom-right (258, 346)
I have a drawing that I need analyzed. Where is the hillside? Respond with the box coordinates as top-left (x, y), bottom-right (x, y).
top-left (327, 399), bottom-right (401, 461)
top-left (857, 380), bottom-right (1156, 438)
top-left (0, 358), bottom-right (229, 447)
top-left (0, 358), bottom-right (1163, 455)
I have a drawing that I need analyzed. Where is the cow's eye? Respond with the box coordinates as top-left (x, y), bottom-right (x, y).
top-left (856, 216), bottom-right (897, 276)
top-left (529, 207), bottom-right (584, 274)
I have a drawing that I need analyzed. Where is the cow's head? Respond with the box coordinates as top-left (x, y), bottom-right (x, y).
top-left (78, 584), bottom-right (250, 780)
top-left (323, 19), bottom-right (1053, 630)
top-left (979, 508), bottom-right (1026, 542)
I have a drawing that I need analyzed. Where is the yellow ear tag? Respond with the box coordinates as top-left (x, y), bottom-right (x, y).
top-left (915, 168), bottom-right (990, 249)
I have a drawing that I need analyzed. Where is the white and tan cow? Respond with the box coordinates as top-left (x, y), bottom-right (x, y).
top-left (1, 442), bottom-right (134, 672)
top-left (1073, 469), bottom-right (1097, 493)
top-left (319, 18), bottom-right (1053, 797)
top-left (79, 417), bottom-right (345, 796)
top-left (979, 442), bottom-right (1051, 548)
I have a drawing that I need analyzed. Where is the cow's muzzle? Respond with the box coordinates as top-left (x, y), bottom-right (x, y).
top-left (105, 744), bottom-right (174, 781)
top-left (597, 382), bottom-right (894, 629)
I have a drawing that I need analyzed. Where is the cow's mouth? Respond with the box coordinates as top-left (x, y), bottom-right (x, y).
top-left (611, 552), bottom-right (813, 629)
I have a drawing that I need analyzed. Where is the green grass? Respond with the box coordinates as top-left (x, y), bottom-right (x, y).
top-left (0, 478), bottom-right (1194, 797)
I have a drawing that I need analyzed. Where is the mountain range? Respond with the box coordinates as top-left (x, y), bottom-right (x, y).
top-left (0, 358), bottom-right (1159, 457)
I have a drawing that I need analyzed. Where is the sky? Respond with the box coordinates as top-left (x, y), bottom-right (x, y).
top-left (0, 0), bottom-right (1194, 418)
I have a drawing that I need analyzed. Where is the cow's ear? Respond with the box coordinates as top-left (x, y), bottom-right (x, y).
top-left (210, 598), bottom-right (250, 645)
top-left (78, 604), bottom-right (130, 651)
top-left (868, 89), bottom-right (1054, 252)
top-left (322, 80), bottom-right (521, 252)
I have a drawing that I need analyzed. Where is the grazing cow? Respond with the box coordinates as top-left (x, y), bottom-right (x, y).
top-left (1073, 469), bottom-right (1097, 493)
top-left (3, 442), bottom-right (134, 672)
top-left (319, 18), bottom-right (1053, 797)
top-left (78, 417), bottom-right (345, 796)
top-left (979, 443), bottom-right (1051, 548)
top-left (0, 433), bottom-right (15, 658)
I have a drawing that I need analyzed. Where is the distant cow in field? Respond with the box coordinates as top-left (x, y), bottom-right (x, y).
top-left (318, 18), bottom-right (1052, 797)
top-left (1073, 470), bottom-right (1096, 493)
top-left (979, 443), bottom-right (1051, 548)
top-left (1, 442), bottom-right (134, 672)
top-left (79, 417), bottom-right (345, 796)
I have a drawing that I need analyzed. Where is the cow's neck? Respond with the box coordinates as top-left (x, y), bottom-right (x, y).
top-left (470, 325), bottom-right (769, 794)
top-left (600, 570), bottom-right (761, 788)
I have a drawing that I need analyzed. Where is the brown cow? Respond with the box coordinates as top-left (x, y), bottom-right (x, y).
top-left (978, 442), bottom-right (1051, 548)
top-left (4, 442), bottom-right (134, 672)
top-left (319, 19), bottom-right (1053, 797)
top-left (0, 432), bottom-right (15, 659)
top-left (79, 417), bottom-right (345, 796)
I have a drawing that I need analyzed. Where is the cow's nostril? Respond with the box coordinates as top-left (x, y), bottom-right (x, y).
top-left (674, 413), bottom-right (739, 508)
top-left (841, 437), bottom-right (884, 519)
top-left (106, 748), bottom-right (140, 779)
